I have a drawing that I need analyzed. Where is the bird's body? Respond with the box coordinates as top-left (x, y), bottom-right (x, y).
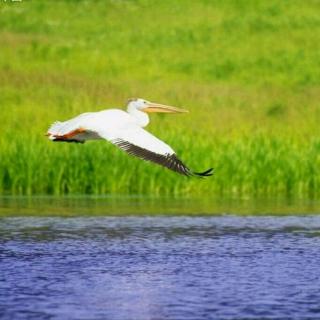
top-left (47, 98), bottom-right (212, 177)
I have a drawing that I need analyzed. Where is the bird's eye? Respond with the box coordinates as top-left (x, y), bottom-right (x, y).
top-left (144, 101), bottom-right (147, 104)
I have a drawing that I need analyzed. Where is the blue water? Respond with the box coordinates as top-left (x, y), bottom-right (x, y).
top-left (1, 216), bottom-right (320, 320)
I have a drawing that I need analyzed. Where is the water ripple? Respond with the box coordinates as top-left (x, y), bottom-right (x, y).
top-left (1, 216), bottom-right (320, 319)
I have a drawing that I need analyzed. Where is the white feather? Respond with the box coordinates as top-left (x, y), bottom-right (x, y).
top-left (45, 99), bottom-right (214, 177)
top-left (47, 104), bottom-right (175, 155)
top-left (107, 126), bottom-right (174, 155)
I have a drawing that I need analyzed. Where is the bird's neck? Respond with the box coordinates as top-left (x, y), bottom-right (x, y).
top-left (127, 107), bottom-right (150, 127)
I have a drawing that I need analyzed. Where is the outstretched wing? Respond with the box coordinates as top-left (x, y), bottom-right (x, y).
top-left (106, 126), bottom-right (213, 177)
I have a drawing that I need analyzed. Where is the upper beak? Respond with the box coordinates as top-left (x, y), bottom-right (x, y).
top-left (143, 103), bottom-right (189, 114)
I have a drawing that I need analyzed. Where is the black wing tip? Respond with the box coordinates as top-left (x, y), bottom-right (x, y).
top-left (53, 138), bottom-right (85, 144)
top-left (193, 168), bottom-right (214, 177)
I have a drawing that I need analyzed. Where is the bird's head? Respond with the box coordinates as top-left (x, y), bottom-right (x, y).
top-left (127, 98), bottom-right (188, 113)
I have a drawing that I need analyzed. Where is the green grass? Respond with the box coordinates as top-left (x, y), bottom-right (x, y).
top-left (1, 0), bottom-right (320, 197)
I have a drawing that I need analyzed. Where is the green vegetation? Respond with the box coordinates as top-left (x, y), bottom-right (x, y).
top-left (1, 0), bottom-right (320, 197)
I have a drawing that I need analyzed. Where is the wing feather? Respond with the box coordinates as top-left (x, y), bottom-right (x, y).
top-left (112, 138), bottom-right (193, 176)
top-left (106, 126), bottom-right (213, 177)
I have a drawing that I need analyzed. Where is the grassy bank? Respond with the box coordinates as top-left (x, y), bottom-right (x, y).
top-left (1, 0), bottom-right (320, 197)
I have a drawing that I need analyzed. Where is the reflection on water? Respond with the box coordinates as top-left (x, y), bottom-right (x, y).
top-left (2, 216), bottom-right (320, 320)
top-left (0, 196), bottom-right (320, 216)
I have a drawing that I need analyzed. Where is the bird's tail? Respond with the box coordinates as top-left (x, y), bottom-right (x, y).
top-left (46, 121), bottom-right (63, 140)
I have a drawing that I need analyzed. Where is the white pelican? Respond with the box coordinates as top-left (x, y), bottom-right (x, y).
top-left (46, 98), bottom-right (213, 177)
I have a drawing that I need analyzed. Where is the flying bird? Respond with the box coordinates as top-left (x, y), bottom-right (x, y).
top-left (46, 98), bottom-right (213, 177)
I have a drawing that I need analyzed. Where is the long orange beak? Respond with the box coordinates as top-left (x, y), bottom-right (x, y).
top-left (143, 103), bottom-right (189, 114)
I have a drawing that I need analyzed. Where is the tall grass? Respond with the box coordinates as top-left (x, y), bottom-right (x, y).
top-left (1, 131), bottom-right (320, 197)
top-left (0, 0), bottom-right (320, 197)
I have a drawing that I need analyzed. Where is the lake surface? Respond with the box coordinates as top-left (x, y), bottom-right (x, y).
top-left (1, 196), bottom-right (320, 216)
top-left (2, 212), bottom-right (320, 319)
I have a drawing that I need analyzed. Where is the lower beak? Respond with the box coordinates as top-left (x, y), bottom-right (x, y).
top-left (144, 103), bottom-right (189, 113)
